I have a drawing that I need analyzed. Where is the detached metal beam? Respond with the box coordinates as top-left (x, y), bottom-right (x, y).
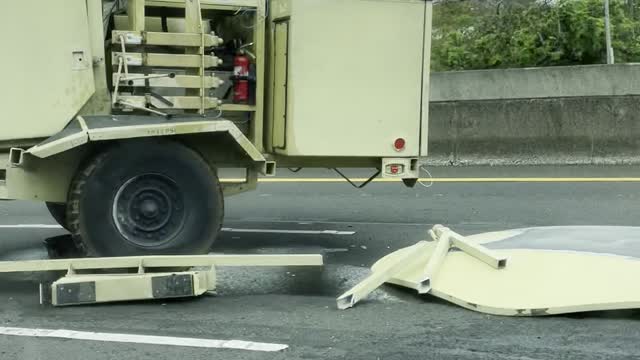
top-left (0, 254), bottom-right (323, 273)
top-left (337, 224), bottom-right (508, 310)
top-left (432, 225), bottom-right (507, 269)
top-left (417, 233), bottom-right (450, 294)
top-left (337, 242), bottom-right (432, 310)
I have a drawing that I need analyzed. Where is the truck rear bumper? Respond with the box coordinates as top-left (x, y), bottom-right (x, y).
top-left (380, 158), bottom-right (420, 179)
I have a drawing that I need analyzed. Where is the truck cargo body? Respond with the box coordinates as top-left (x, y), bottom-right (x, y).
top-left (0, 0), bottom-right (433, 257)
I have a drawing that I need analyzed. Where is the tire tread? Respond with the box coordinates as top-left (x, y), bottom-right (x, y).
top-left (66, 150), bottom-right (110, 256)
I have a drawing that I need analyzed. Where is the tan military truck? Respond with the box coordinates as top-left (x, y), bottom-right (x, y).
top-left (0, 0), bottom-right (434, 257)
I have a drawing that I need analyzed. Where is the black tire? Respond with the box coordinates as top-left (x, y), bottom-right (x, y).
top-left (67, 139), bottom-right (224, 257)
top-left (46, 202), bottom-right (68, 230)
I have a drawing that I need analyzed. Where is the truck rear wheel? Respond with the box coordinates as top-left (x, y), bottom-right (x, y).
top-left (67, 139), bottom-right (224, 257)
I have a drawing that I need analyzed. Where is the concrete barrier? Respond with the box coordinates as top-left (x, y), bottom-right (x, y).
top-left (427, 64), bottom-right (640, 165)
top-left (431, 63), bottom-right (640, 102)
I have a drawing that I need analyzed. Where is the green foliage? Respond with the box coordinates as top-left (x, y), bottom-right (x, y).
top-left (432, 0), bottom-right (640, 71)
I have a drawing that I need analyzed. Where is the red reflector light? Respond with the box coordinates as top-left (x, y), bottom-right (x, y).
top-left (390, 165), bottom-right (400, 174)
top-left (394, 138), bottom-right (406, 151)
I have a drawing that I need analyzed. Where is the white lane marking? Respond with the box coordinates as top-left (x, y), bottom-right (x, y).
top-left (221, 228), bottom-right (355, 235)
top-left (0, 224), bottom-right (356, 236)
top-left (227, 219), bottom-right (429, 226)
top-left (0, 327), bottom-right (288, 352)
top-left (323, 248), bottom-right (350, 253)
top-left (0, 224), bottom-right (63, 229)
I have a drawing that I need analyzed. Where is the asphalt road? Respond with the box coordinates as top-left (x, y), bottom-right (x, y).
top-left (1, 165), bottom-right (640, 359)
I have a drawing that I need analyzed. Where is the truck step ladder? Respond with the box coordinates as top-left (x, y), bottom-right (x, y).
top-left (112, 0), bottom-right (222, 116)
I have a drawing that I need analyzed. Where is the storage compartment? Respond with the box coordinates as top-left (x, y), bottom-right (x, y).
top-left (0, 0), bottom-right (95, 141)
top-left (266, 0), bottom-right (430, 157)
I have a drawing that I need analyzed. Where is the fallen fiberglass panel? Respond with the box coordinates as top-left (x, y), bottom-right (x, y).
top-left (373, 226), bottom-right (640, 316)
top-left (477, 226), bottom-right (640, 258)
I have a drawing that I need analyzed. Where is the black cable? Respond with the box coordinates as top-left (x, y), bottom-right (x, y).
top-left (333, 169), bottom-right (381, 189)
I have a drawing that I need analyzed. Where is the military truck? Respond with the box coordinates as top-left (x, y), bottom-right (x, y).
top-left (0, 0), bottom-right (434, 257)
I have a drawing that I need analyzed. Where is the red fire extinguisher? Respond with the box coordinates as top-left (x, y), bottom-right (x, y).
top-left (233, 52), bottom-right (250, 104)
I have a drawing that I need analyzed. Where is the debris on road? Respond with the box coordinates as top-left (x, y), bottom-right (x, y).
top-left (0, 254), bottom-right (323, 306)
top-left (337, 225), bottom-right (505, 310)
top-left (339, 225), bottom-right (640, 316)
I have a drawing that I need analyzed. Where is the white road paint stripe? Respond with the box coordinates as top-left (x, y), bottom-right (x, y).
top-left (323, 248), bottom-right (350, 253)
top-left (0, 327), bottom-right (288, 352)
top-left (221, 228), bottom-right (355, 235)
top-left (0, 224), bottom-right (356, 236)
top-left (0, 224), bottom-right (63, 229)
top-left (228, 219), bottom-right (430, 227)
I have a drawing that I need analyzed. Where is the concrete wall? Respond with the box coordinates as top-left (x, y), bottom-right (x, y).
top-left (431, 63), bottom-right (640, 102)
top-left (427, 64), bottom-right (640, 165)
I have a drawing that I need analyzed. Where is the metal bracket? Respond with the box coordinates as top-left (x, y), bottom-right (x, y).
top-left (147, 92), bottom-right (174, 107)
top-left (116, 99), bottom-right (170, 117)
top-left (66, 264), bottom-right (76, 276)
top-left (120, 72), bottom-right (176, 85)
top-left (112, 35), bottom-right (129, 107)
top-left (9, 148), bottom-right (25, 166)
top-left (337, 241), bottom-right (432, 310)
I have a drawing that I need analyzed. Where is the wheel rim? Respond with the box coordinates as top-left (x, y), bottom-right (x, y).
top-left (112, 174), bottom-right (185, 247)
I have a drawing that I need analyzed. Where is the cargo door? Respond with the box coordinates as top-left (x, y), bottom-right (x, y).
top-left (279, 0), bottom-right (426, 157)
top-left (271, 20), bottom-right (289, 149)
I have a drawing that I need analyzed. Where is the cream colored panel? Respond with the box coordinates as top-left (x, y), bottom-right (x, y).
top-left (380, 247), bottom-right (640, 316)
top-left (270, 0), bottom-right (291, 19)
top-left (281, 0), bottom-right (425, 157)
top-left (6, 153), bottom-right (80, 202)
top-left (0, 153), bottom-right (8, 170)
top-left (371, 226), bottom-right (640, 316)
top-left (0, 0), bottom-right (95, 141)
top-left (433, 250), bottom-right (640, 315)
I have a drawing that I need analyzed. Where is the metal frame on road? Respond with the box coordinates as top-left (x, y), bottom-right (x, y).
top-left (0, 254), bottom-right (323, 306)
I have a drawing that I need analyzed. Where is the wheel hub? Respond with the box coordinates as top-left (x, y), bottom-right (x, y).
top-left (113, 174), bottom-right (185, 247)
top-left (140, 199), bottom-right (159, 218)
